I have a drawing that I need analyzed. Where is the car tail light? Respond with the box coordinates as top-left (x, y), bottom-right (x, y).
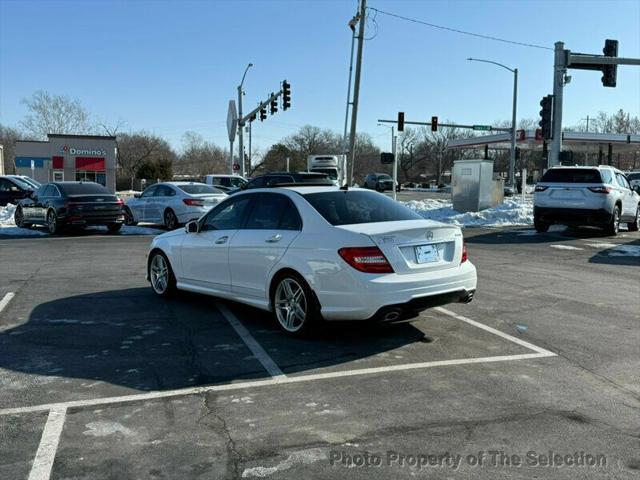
top-left (588, 186), bottom-right (612, 194)
top-left (338, 247), bottom-right (394, 274)
top-left (534, 185), bottom-right (548, 192)
top-left (183, 198), bottom-right (204, 206)
top-left (461, 242), bottom-right (468, 264)
top-left (116, 198), bottom-right (124, 206)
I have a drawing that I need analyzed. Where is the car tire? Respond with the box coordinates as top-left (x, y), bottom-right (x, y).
top-left (628, 205), bottom-right (640, 232)
top-left (107, 223), bottom-right (122, 233)
top-left (605, 205), bottom-right (621, 236)
top-left (534, 216), bottom-right (549, 233)
top-left (123, 207), bottom-right (137, 226)
top-left (164, 209), bottom-right (178, 230)
top-left (14, 207), bottom-right (31, 229)
top-left (47, 210), bottom-right (59, 235)
top-left (148, 251), bottom-right (176, 297)
top-left (271, 272), bottom-right (322, 337)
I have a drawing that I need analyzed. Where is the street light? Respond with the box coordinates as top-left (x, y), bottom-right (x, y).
top-left (467, 57), bottom-right (518, 190)
top-left (377, 123), bottom-right (397, 200)
top-left (237, 62), bottom-right (253, 177)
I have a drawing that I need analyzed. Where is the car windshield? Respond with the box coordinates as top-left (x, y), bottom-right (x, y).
top-left (311, 169), bottom-right (338, 180)
top-left (59, 183), bottom-right (109, 195)
top-left (378, 174), bottom-right (391, 180)
top-left (177, 184), bottom-right (224, 195)
top-left (304, 190), bottom-right (422, 226)
top-left (297, 175), bottom-right (332, 183)
top-left (230, 177), bottom-right (247, 187)
top-left (540, 169), bottom-right (602, 183)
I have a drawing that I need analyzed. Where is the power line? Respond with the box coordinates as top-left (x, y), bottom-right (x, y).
top-left (368, 7), bottom-right (553, 51)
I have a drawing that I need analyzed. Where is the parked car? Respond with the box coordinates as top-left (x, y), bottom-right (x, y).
top-left (14, 181), bottom-right (125, 234)
top-left (363, 173), bottom-right (394, 192)
top-left (7, 175), bottom-right (41, 190)
top-left (147, 187), bottom-right (477, 336)
top-left (124, 182), bottom-right (227, 229)
top-left (0, 176), bottom-right (34, 206)
top-left (234, 172), bottom-right (333, 192)
top-left (533, 166), bottom-right (640, 235)
top-left (203, 174), bottom-right (248, 192)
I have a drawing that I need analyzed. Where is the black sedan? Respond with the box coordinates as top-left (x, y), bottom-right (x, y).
top-left (0, 176), bottom-right (34, 206)
top-left (14, 182), bottom-right (125, 234)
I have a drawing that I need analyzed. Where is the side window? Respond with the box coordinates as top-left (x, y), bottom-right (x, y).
top-left (34, 185), bottom-right (47, 197)
top-left (154, 185), bottom-right (175, 197)
top-left (245, 193), bottom-right (301, 230)
top-left (50, 186), bottom-right (61, 197)
top-left (617, 174), bottom-right (631, 189)
top-left (42, 185), bottom-right (55, 197)
top-left (141, 185), bottom-right (158, 198)
top-left (600, 170), bottom-right (613, 184)
top-left (201, 195), bottom-right (252, 231)
top-left (0, 179), bottom-right (13, 191)
top-left (265, 176), bottom-right (293, 186)
top-left (249, 177), bottom-right (266, 188)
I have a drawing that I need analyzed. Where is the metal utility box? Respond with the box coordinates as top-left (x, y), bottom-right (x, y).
top-left (451, 159), bottom-right (502, 212)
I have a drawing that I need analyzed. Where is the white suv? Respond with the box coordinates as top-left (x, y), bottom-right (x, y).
top-left (533, 166), bottom-right (640, 235)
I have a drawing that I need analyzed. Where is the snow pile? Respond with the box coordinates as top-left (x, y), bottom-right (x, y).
top-left (402, 197), bottom-right (533, 227)
top-left (0, 203), bottom-right (162, 236)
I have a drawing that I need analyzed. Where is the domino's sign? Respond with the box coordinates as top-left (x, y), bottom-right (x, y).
top-left (60, 145), bottom-right (107, 156)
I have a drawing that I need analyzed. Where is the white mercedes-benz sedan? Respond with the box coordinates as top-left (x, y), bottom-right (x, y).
top-left (147, 186), bottom-right (477, 336)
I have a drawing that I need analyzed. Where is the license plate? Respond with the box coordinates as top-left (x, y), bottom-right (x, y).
top-left (415, 244), bottom-right (439, 264)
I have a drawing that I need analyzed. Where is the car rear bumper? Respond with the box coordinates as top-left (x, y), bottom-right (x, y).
top-left (316, 260), bottom-right (478, 321)
top-left (534, 206), bottom-right (611, 226)
top-left (63, 212), bottom-right (125, 226)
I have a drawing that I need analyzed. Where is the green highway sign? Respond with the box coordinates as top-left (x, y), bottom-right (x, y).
top-left (473, 125), bottom-right (492, 131)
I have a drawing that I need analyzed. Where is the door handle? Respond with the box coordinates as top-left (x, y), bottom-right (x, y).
top-left (265, 234), bottom-right (282, 243)
top-left (215, 236), bottom-right (229, 244)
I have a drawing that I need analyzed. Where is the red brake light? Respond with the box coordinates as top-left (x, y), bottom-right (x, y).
top-left (588, 186), bottom-right (612, 194)
top-left (183, 198), bottom-right (204, 206)
top-left (116, 198), bottom-right (124, 206)
top-left (461, 242), bottom-right (468, 264)
top-left (534, 185), bottom-right (548, 192)
top-left (338, 247), bottom-right (394, 274)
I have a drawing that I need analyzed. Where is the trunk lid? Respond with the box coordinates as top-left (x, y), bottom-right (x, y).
top-left (190, 193), bottom-right (226, 206)
top-left (337, 220), bottom-right (463, 274)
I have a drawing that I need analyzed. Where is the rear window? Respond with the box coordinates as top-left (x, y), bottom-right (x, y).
top-left (177, 184), bottom-right (223, 195)
top-left (296, 175), bottom-right (332, 184)
top-left (58, 182), bottom-right (109, 195)
top-left (304, 190), bottom-right (421, 226)
top-left (541, 169), bottom-right (602, 183)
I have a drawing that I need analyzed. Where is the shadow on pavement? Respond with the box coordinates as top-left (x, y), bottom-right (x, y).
top-left (466, 226), bottom-right (619, 245)
top-left (588, 238), bottom-right (640, 266)
top-left (0, 288), bottom-right (426, 392)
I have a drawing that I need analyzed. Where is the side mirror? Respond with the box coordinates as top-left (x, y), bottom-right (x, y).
top-left (185, 220), bottom-right (199, 234)
top-left (134, 193), bottom-right (141, 198)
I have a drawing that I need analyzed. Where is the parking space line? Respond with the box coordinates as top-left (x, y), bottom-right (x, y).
top-left (435, 307), bottom-right (556, 356)
top-left (216, 303), bottom-right (286, 379)
top-left (0, 292), bottom-right (15, 315)
top-left (0, 351), bottom-right (555, 417)
top-left (27, 406), bottom-right (67, 480)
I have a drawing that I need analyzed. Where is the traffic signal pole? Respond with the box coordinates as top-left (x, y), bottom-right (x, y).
top-left (549, 42), bottom-right (566, 167)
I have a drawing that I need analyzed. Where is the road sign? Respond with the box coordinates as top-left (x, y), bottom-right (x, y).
top-left (227, 100), bottom-right (238, 142)
top-left (380, 152), bottom-right (395, 164)
top-left (473, 125), bottom-right (492, 131)
top-left (232, 163), bottom-right (240, 171)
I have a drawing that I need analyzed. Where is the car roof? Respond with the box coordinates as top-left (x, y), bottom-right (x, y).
top-left (205, 174), bottom-right (242, 178)
top-left (163, 181), bottom-right (209, 186)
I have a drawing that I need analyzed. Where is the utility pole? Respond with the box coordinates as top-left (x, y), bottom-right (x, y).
top-left (237, 63), bottom-right (253, 177)
top-left (348, 0), bottom-right (366, 186)
top-left (343, 10), bottom-right (358, 178)
top-left (549, 42), bottom-right (566, 167)
top-left (509, 68), bottom-right (518, 188)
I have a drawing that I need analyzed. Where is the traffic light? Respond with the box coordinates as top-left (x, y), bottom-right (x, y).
top-left (270, 95), bottom-right (278, 115)
top-left (397, 112), bottom-right (404, 132)
top-left (539, 95), bottom-right (553, 140)
top-left (259, 105), bottom-right (267, 121)
top-left (602, 39), bottom-right (618, 87)
top-left (282, 80), bottom-right (291, 110)
top-left (431, 116), bottom-right (438, 132)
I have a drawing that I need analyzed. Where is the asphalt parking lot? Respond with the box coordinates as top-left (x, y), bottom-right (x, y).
top-left (1, 226), bottom-right (639, 479)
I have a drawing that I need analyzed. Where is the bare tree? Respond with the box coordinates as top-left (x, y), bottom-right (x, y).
top-left (117, 132), bottom-right (175, 188)
top-left (20, 90), bottom-right (93, 140)
top-left (0, 124), bottom-right (25, 174)
top-left (176, 131), bottom-right (227, 176)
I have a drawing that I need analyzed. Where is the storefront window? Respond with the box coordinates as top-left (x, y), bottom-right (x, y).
top-left (76, 170), bottom-right (106, 186)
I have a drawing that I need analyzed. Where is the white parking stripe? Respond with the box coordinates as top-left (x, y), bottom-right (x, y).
top-left (435, 307), bottom-right (556, 355)
top-left (0, 351), bottom-right (554, 417)
top-left (216, 303), bottom-right (286, 379)
top-left (0, 292), bottom-right (15, 315)
top-left (27, 406), bottom-right (67, 480)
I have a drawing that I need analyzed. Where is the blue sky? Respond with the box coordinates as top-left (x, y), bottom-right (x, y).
top-left (1, 0), bottom-right (639, 154)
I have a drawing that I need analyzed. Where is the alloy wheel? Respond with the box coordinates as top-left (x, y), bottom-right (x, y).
top-left (124, 208), bottom-right (135, 226)
top-left (15, 208), bottom-right (24, 228)
top-left (165, 210), bottom-right (177, 230)
top-left (150, 254), bottom-right (169, 294)
top-left (613, 208), bottom-right (620, 234)
top-left (47, 211), bottom-right (57, 234)
top-left (274, 278), bottom-right (308, 333)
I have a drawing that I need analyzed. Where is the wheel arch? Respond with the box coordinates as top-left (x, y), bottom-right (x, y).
top-left (147, 247), bottom-right (173, 280)
top-left (268, 267), bottom-right (321, 313)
